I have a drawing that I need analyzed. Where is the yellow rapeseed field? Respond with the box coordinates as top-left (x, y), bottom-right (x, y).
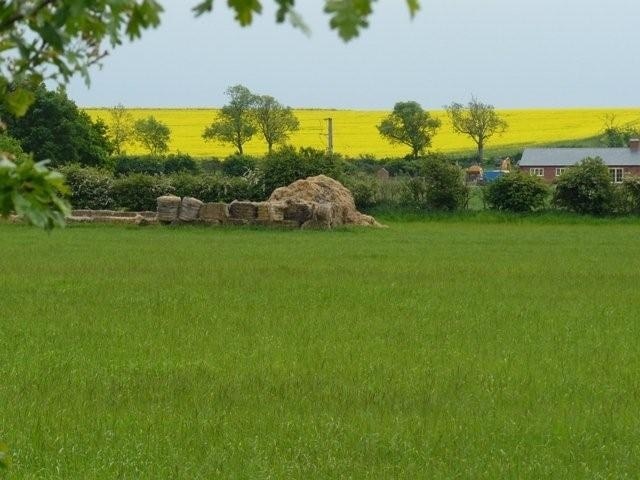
top-left (86, 108), bottom-right (640, 158)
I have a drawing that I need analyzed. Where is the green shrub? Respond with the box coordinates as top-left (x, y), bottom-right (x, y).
top-left (553, 157), bottom-right (615, 215)
top-left (200, 158), bottom-right (223, 174)
top-left (112, 174), bottom-right (174, 211)
top-left (401, 177), bottom-right (429, 208)
top-left (222, 154), bottom-right (257, 177)
top-left (417, 157), bottom-right (469, 211)
top-left (483, 171), bottom-right (549, 212)
top-left (618, 175), bottom-right (640, 214)
top-left (163, 154), bottom-right (199, 175)
top-left (59, 164), bottom-right (115, 210)
top-left (112, 155), bottom-right (165, 176)
top-left (342, 174), bottom-right (381, 209)
top-left (169, 173), bottom-right (264, 203)
top-left (261, 146), bottom-right (344, 194)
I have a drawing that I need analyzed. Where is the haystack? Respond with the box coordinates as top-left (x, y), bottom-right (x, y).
top-left (268, 175), bottom-right (381, 227)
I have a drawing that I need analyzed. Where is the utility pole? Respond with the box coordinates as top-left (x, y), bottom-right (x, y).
top-left (324, 117), bottom-right (333, 155)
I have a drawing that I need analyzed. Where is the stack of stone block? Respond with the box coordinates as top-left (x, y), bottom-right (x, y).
top-left (155, 196), bottom-right (337, 229)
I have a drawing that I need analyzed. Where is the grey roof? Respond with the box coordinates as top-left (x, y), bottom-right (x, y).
top-left (520, 148), bottom-right (640, 167)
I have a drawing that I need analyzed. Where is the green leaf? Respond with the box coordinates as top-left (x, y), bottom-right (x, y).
top-left (324, 0), bottom-right (375, 41)
top-left (227, 0), bottom-right (263, 26)
top-left (5, 88), bottom-right (35, 117)
top-left (405, 0), bottom-right (420, 17)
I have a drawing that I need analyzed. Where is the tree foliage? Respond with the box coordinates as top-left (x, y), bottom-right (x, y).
top-left (1, 85), bottom-right (112, 167)
top-left (108, 104), bottom-right (135, 154)
top-left (445, 97), bottom-right (508, 161)
top-left (203, 85), bottom-right (257, 155)
top-left (0, 0), bottom-right (163, 118)
top-left (0, 155), bottom-right (70, 229)
top-left (601, 114), bottom-right (640, 147)
top-left (253, 95), bottom-right (299, 153)
top-left (377, 101), bottom-right (441, 159)
top-left (133, 116), bottom-right (171, 155)
top-left (192, 0), bottom-right (420, 41)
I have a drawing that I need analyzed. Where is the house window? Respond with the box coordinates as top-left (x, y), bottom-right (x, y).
top-left (609, 168), bottom-right (624, 184)
top-left (555, 168), bottom-right (566, 177)
top-left (529, 168), bottom-right (544, 177)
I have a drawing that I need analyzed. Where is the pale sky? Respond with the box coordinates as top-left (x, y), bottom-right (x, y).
top-left (67, 0), bottom-right (640, 109)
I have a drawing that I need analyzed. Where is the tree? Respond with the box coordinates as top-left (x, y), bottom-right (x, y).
top-left (601, 114), bottom-right (640, 147)
top-left (445, 97), bottom-right (508, 162)
top-left (203, 85), bottom-right (257, 155)
top-left (133, 116), bottom-right (171, 155)
top-left (108, 104), bottom-right (135, 154)
top-left (377, 101), bottom-right (441, 159)
top-left (1, 85), bottom-right (113, 167)
top-left (253, 95), bottom-right (300, 154)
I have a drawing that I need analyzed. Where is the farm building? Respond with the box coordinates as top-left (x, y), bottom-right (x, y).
top-left (519, 139), bottom-right (640, 183)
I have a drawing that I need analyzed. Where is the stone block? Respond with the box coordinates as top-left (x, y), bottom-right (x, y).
top-left (229, 201), bottom-right (257, 221)
top-left (157, 195), bottom-right (181, 223)
top-left (178, 196), bottom-right (204, 222)
top-left (267, 201), bottom-right (286, 222)
top-left (255, 202), bottom-right (271, 222)
top-left (199, 202), bottom-right (229, 224)
top-left (284, 201), bottom-right (313, 225)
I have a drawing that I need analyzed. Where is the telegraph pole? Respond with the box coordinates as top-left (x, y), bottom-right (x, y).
top-left (324, 117), bottom-right (333, 155)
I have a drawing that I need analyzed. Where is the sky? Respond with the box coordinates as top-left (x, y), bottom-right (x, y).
top-left (67, 0), bottom-right (640, 109)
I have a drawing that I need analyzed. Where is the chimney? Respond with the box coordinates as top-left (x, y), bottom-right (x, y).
top-left (630, 139), bottom-right (640, 152)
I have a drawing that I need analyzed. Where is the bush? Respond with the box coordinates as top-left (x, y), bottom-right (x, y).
top-left (417, 156), bottom-right (469, 211)
top-left (112, 155), bottom-right (165, 176)
top-left (222, 154), bottom-right (257, 177)
top-left (169, 173), bottom-right (264, 203)
top-left (112, 174), bottom-right (174, 211)
top-left (200, 158), bottom-right (223, 174)
top-left (382, 157), bottom-right (424, 177)
top-left (60, 164), bottom-right (115, 210)
top-left (342, 174), bottom-right (381, 209)
top-left (618, 175), bottom-right (640, 214)
top-left (401, 177), bottom-right (429, 208)
top-left (164, 154), bottom-right (199, 175)
top-left (261, 146), bottom-right (344, 194)
top-left (553, 157), bottom-right (615, 215)
top-left (483, 171), bottom-right (549, 212)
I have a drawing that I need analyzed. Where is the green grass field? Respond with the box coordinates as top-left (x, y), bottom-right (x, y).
top-left (2, 220), bottom-right (640, 478)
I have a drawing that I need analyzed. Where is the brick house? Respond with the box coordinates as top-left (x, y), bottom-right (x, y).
top-left (519, 139), bottom-right (640, 183)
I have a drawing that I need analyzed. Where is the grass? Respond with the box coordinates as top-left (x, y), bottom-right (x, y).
top-left (2, 220), bottom-right (640, 478)
top-left (86, 107), bottom-right (640, 158)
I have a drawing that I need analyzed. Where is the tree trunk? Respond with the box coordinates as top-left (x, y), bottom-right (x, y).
top-left (238, 143), bottom-right (243, 155)
top-left (267, 141), bottom-right (273, 155)
top-left (477, 140), bottom-right (484, 163)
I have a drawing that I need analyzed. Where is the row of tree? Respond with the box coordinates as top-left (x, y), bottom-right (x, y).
top-left (194, 86), bottom-right (510, 160)
top-left (378, 97), bottom-right (508, 160)
top-left (203, 85), bottom-right (299, 154)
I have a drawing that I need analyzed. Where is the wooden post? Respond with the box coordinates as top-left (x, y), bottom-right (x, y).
top-left (324, 117), bottom-right (333, 155)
